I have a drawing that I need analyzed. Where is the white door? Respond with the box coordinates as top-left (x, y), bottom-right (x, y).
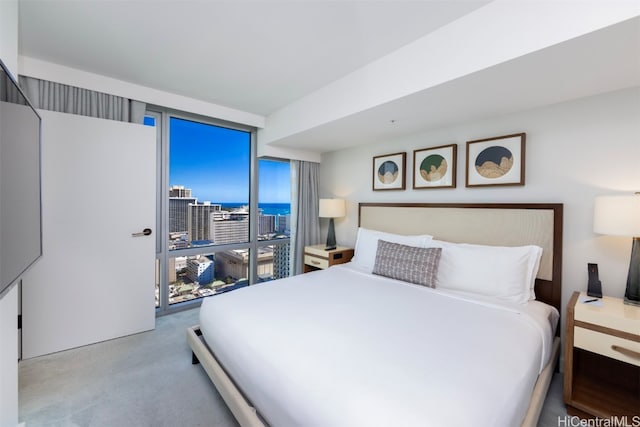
top-left (22, 110), bottom-right (156, 358)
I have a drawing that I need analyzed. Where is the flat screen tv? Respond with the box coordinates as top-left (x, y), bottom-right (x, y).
top-left (0, 59), bottom-right (42, 299)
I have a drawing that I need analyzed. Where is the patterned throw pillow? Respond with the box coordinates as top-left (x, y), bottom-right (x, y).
top-left (372, 240), bottom-right (442, 288)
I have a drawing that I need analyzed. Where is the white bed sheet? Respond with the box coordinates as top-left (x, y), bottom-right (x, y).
top-left (199, 263), bottom-right (558, 427)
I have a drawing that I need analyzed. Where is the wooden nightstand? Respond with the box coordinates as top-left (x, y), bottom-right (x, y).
top-left (303, 245), bottom-right (354, 273)
top-left (564, 291), bottom-right (640, 419)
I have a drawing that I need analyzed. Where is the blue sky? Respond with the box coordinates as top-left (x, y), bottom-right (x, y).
top-left (167, 117), bottom-right (290, 203)
top-left (258, 159), bottom-right (291, 203)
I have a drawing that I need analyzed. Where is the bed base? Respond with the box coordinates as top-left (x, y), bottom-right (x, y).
top-left (187, 325), bottom-right (264, 427)
top-left (187, 324), bottom-right (560, 427)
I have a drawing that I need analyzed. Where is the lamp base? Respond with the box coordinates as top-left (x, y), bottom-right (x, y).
top-left (325, 218), bottom-right (337, 251)
top-left (624, 237), bottom-right (640, 306)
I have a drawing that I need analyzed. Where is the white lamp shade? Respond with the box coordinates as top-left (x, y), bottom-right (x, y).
top-left (319, 199), bottom-right (346, 218)
top-left (593, 195), bottom-right (640, 237)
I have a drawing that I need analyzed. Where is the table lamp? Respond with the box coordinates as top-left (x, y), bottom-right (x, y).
top-left (593, 193), bottom-right (640, 305)
top-left (319, 198), bottom-right (346, 251)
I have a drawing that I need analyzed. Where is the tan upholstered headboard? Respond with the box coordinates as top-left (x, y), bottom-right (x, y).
top-left (358, 203), bottom-right (563, 313)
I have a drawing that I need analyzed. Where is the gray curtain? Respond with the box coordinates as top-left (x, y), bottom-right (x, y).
top-left (1, 71), bottom-right (27, 105)
top-left (18, 76), bottom-right (146, 124)
top-left (290, 160), bottom-right (321, 275)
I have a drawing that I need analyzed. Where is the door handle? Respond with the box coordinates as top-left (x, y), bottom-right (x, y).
top-left (132, 228), bottom-right (152, 237)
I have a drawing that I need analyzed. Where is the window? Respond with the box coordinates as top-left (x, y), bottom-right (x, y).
top-left (167, 251), bottom-right (250, 304)
top-left (148, 110), bottom-right (291, 314)
top-left (169, 117), bottom-right (250, 249)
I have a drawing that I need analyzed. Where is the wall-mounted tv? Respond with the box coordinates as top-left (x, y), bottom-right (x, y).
top-left (0, 59), bottom-right (42, 299)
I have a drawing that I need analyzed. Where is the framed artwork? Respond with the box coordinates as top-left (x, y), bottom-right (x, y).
top-left (466, 133), bottom-right (526, 187)
top-left (372, 152), bottom-right (406, 191)
top-left (413, 144), bottom-right (457, 189)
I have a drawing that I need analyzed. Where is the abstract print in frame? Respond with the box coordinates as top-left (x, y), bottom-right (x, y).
top-left (413, 144), bottom-right (457, 189)
top-left (466, 133), bottom-right (526, 187)
top-left (372, 152), bottom-right (406, 191)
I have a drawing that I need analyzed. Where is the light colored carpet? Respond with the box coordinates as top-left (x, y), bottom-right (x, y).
top-left (19, 308), bottom-right (238, 427)
top-left (19, 307), bottom-right (566, 427)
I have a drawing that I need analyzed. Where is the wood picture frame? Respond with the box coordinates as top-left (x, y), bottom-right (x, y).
top-left (466, 133), bottom-right (526, 187)
top-left (413, 144), bottom-right (457, 189)
top-left (372, 152), bottom-right (406, 191)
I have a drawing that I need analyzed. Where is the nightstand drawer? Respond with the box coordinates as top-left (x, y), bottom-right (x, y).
top-left (574, 326), bottom-right (640, 367)
top-left (304, 255), bottom-right (328, 270)
top-left (303, 245), bottom-right (354, 273)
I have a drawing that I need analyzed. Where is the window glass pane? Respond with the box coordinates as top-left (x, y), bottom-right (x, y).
top-left (168, 252), bottom-right (250, 305)
top-left (258, 241), bottom-right (291, 282)
top-left (143, 115), bottom-right (156, 126)
top-left (257, 159), bottom-right (291, 278)
top-left (169, 117), bottom-right (250, 249)
top-left (258, 159), bottom-right (290, 241)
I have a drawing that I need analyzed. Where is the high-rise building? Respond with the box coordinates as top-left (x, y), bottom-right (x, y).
top-left (259, 214), bottom-right (276, 236)
top-left (169, 185), bottom-right (192, 198)
top-left (277, 214), bottom-right (290, 235)
top-left (188, 202), bottom-right (221, 242)
top-left (273, 242), bottom-right (290, 279)
top-left (186, 255), bottom-right (214, 285)
top-left (169, 197), bottom-right (197, 232)
top-left (210, 210), bottom-right (249, 244)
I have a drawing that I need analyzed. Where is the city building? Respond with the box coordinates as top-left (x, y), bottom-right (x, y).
top-left (168, 232), bottom-right (189, 250)
top-left (188, 202), bottom-right (221, 242)
top-left (273, 242), bottom-right (290, 279)
top-left (210, 210), bottom-right (249, 245)
top-left (259, 214), bottom-right (276, 236)
top-left (169, 197), bottom-right (197, 233)
top-left (169, 185), bottom-right (192, 198)
top-left (214, 248), bottom-right (274, 282)
top-left (168, 256), bottom-right (187, 283)
top-left (277, 214), bottom-right (290, 235)
top-left (186, 255), bottom-right (214, 285)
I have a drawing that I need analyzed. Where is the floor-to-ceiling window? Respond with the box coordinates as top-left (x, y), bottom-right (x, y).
top-left (145, 110), bottom-right (291, 314)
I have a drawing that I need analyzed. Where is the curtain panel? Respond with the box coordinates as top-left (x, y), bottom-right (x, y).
top-left (18, 76), bottom-right (146, 124)
top-left (1, 71), bottom-right (27, 105)
top-left (290, 160), bottom-right (321, 275)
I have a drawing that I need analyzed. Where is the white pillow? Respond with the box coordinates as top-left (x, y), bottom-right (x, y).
top-left (428, 240), bottom-right (542, 304)
top-left (351, 227), bottom-right (432, 273)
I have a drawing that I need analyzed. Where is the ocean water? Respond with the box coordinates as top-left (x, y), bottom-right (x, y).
top-left (259, 203), bottom-right (291, 216)
top-left (220, 203), bottom-right (291, 216)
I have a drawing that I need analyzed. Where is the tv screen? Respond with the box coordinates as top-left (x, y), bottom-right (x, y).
top-left (0, 59), bottom-right (42, 298)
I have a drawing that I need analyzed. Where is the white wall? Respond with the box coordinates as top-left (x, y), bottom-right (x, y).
top-left (0, 0), bottom-right (18, 76)
top-left (320, 88), bottom-right (640, 317)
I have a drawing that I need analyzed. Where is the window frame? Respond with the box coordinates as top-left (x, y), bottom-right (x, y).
top-left (147, 107), bottom-right (290, 315)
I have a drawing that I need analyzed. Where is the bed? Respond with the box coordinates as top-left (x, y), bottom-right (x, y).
top-left (188, 202), bottom-right (563, 427)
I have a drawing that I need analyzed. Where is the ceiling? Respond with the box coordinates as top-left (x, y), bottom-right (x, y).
top-left (269, 15), bottom-right (640, 151)
top-left (17, 1), bottom-right (640, 154)
top-left (18, 0), bottom-right (489, 115)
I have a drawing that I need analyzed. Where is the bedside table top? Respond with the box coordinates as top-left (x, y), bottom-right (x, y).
top-left (574, 291), bottom-right (640, 336)
top-left (305, 244), bottom-right (353, 257)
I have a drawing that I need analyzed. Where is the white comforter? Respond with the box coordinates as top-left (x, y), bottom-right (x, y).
top-left (199, 263), bottom-right (558, 427)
